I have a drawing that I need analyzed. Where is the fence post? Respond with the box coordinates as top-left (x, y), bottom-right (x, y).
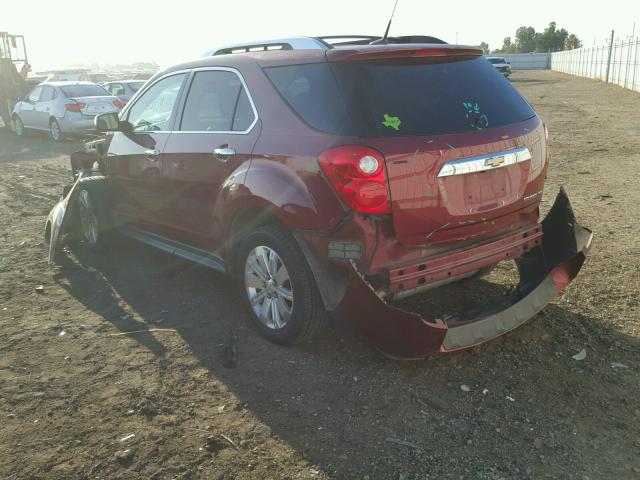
top-left (605, 30), bottom-right (615, 83)
top-left (631, 38), bottom-right (640, 91)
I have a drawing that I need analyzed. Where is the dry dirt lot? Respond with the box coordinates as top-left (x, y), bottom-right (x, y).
top-left (0, 70), bottom-right (639, 480)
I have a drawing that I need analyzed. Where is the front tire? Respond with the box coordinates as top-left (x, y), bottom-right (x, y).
top-left (238, 224), bottom-right (327, 345)
top-left (49, 119), bottom-right (63, 141)
top-left (12, 115), bottom-right (24, 137)
top-left (76, 176), bottom-right (112, 251)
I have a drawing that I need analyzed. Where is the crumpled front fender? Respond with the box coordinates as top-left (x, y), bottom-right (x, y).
top-left (45, 173), bottom-right (86, 266)
top-left (337, 188), bottom-right (592, 359)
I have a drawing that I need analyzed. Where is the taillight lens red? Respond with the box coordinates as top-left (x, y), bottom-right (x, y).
top-left (65, 102), bottom-right (86, 112)
top-left (113, 99), bottom-right (125, 109)
top-left (318, 145), bottom-right (390, 214)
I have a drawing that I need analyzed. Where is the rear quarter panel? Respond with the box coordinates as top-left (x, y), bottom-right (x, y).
top-left (229, 59), bottom-right (353, 231)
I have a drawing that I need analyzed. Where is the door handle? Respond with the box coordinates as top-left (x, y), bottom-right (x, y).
top-left (144, 149), bottom-right (160, 161)
top-left (213, 147), bottom-right (236, 163)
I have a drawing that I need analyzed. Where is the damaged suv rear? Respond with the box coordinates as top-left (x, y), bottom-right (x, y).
top-left (46, 38), bottom-right (592, 358)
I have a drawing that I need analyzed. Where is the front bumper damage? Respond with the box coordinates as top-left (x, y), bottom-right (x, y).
top-left (45, 172), bottom-right (85, 266)
top-left (333, 188), bottom-right (592, 359)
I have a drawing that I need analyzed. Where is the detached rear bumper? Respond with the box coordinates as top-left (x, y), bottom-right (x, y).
top-left (336, 188), bottom-right (592, 359)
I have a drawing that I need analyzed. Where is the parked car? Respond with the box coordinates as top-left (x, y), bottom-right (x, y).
top-left (42, 69), bottom-right (91, 82)
top-left (46, 38), bottom-right (591, 358)
top-left (12, 81), bottom-right (124, 140)
top-left (486, 56), bottom-right (512, 77)
top-left (102, 80), bottom-right (146, 104)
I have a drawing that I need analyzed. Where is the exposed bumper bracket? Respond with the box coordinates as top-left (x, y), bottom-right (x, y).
top-left (337, 188), bottom-right (592, 359)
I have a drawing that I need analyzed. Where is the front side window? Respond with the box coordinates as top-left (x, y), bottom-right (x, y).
top-left (28, 86), bottom-right (43, 103)
top-left (179, 70), bottom-right (255, 132)
top-left (126, 73), bottom-right (186, 132)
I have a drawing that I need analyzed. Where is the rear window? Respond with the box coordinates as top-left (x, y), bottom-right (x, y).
top-left (61, 84), bottom-right (110, 98)
top-left (265, 56), bottom-right (534, 137)
top-left (488, 58), bottom-right (506, 64)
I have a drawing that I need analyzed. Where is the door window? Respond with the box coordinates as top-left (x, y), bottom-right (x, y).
top-left (39, 86), bottom-right (56, 102)
top-left (126, 73), bottom-right (186, 132)
top-left (109, 83), bottom-right (125, 96)
top-left (28, 86), bottom-right (43, 103)
top-left (179, 70), bottom-right (256, 132)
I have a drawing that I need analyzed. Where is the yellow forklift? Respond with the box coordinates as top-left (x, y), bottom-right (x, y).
top-left (0, 32), bottom-right (30, 129)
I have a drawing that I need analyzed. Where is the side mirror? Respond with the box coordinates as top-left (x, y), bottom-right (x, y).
top-left (95, 112), bottom-right (123, 132)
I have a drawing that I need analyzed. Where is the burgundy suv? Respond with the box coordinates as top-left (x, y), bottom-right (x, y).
top-left (46, 37), bottom-right (592, 358)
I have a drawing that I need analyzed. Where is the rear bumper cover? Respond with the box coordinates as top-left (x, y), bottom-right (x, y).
top-left (336, 188), bottom-right (592, 358)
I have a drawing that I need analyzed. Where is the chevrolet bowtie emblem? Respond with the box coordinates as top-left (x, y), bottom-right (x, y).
top-left (485, 156), bottom-right (505, 168)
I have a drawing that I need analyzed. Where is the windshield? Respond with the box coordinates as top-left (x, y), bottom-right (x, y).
top-left (265, 56), bottom-right (534, 137)
top-left (488, 58), bottom-right (506, 64)
top-left (61, 84), bottom-right (110, 98)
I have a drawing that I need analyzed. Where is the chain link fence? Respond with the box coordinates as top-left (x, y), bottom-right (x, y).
top-left (551, 37), bottom-right (640, 93)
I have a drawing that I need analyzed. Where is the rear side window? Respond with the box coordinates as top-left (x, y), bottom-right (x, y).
top-left (265, 57), bottom-right (535, 136)
top-left (40, 86), bottom-right (56, 101)
top-left (109, 83), bottom-right (125, 96)
top-left (61, 84), bottom-right (110, 98)
top-left (128, 81), bottom-right (145, 92)
top-left (180, 70), bottom-right (255, 132)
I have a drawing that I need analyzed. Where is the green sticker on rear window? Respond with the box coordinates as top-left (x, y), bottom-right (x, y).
top-left (462, 101), bottom-right (489, 130)
top-left (382, 113), bottom-right (401, 131)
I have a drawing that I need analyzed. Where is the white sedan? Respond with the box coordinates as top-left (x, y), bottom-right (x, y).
top-left (12, 81), bottom-right (124, 141)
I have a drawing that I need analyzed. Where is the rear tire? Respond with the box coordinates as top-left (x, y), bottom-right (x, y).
top-left (49, 119), bottom-right (63, 141)
top-left (12, 115), bottom-right (24, 137)
top-left (237, 224), bottom-right (328, 345)
top-left (75, 176), bottom-right (112, 251)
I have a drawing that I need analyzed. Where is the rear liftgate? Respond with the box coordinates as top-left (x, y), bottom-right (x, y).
top-left (335, 188), bottom-right (592, 359)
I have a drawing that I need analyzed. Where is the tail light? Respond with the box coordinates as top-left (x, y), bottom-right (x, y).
top-left (318, 145), bottom-right (390, 214)
top-left (65, 102), bottom-right (86, 112)
top-left (113, 99), bottom-right (125, 109)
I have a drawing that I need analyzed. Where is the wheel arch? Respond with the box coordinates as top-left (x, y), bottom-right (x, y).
top-left (225, 203), bottom-right (287, 272)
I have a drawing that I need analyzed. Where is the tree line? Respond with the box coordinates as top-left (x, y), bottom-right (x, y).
top-left (479, 22), bottom-right (582, 54)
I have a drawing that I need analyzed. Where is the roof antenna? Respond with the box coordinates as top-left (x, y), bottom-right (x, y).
top-left (370, 0), bottom-right (399, 45)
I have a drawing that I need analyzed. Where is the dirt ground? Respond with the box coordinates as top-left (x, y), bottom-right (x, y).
top-left (1, 70), bottom-right (639, 480)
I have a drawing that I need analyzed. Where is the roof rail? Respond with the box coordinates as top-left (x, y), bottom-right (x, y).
top-left (204, 37), bottom-right (330, 56)
top-left (204, 35), bottom-right (448, 57)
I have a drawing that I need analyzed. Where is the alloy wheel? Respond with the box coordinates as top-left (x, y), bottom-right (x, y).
top-left (13, 117), bottom-right (24, 136)
top-left (78, 190), bottom-right (99, 245)
top-left (244, 245), bottom-right (294, 330)
top-left (50, 120), bottom-right (61, 141)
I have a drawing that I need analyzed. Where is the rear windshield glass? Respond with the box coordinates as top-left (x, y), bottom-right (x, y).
top-left (265, 56), bottom-right (534, 137)
top-left (61, 85), bottom-right (110, 98)
top-left (488, 58), bottom-right (506, 64)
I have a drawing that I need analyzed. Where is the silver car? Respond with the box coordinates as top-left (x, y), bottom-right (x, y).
top-left (11, 81), bottom-right (124, 141)
top-left (102, 80), bottom-right (146, 104)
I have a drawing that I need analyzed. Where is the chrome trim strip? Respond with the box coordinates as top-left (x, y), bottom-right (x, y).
top-left (437, 147), bottom-right (532, 178)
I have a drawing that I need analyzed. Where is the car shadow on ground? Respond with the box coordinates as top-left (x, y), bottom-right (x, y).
top-left (0, 130), bottom-right (86, 164)
top-left (52, 235), bottom-right (640, 478)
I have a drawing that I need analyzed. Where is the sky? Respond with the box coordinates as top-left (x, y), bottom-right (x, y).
top-left (2, 0), bottom-right (639, 71)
